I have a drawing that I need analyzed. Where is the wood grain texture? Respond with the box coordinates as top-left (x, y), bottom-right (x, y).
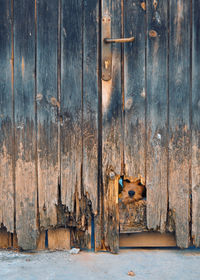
top-left (119, 200), bottom-right (147, 233)
top-left (168, 0), bottom-right (191, 248)
top-left (36, 0), bottom-right (58, 229)
top-left (119, 232), bottom-right (176, 247)
top-left (14, 0), bottom-right (37, 250)
top-left (102, 0), bottom-right (122, 253)
top-left (104, 174), bottom-right (120, 253)
top-left (124, 0), bottom-right (146, 178)
top-left (192, 0), bottom-right (200, 247)
top-left (82, 0), bottom-right (99, 214)
top-left (48, 228), bottom-right (70, 250)
top-left (0, 0), bottom-right (14, 233)
top-left (146, 0), bottom-right (168, 232)
top-left (61, 0), bottom-right (83, 211)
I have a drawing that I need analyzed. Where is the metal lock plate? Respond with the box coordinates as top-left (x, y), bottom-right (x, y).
top-left (102, 15), bottom-right (111, 81)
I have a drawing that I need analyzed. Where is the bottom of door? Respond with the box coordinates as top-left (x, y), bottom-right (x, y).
top-left (119, 232), bottom-right (176, 248)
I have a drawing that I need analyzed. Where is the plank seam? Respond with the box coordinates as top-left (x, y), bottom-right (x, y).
top-left (57, 0), bottom-right (62, 203)
top-left (34, 0), bottom-right (40, 231)
top-left (11, 0), bottom-right (16, 235)
top-left (189, 0), bottom-right (193, 245)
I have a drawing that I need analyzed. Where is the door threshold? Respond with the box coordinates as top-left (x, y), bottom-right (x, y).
top-left (119, 232), bottom-right (176, 248)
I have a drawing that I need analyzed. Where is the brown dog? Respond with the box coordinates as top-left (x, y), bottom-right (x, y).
top-left (120, 178), bottom-right (146, 205)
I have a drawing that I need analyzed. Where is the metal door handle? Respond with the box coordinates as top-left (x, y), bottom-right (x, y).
top-left (104, 37), bottom-right (135, 44)
top-left (102, 15), bottom-right (135, 81)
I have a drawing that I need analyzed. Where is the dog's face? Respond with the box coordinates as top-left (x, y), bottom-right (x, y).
top-left (120, 179), bottom-right (146, 204)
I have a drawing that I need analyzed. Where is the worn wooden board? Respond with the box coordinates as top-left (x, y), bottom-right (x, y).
top-left (36, 230), bottom-right (46, 250)
top-left (119, 232), bottom-right (176, 247)
top-left (82, 0), bottom-right (99, 215)
top-left (124, 0), bottom-right (146, 178)
top-left (14, 0), bottom-right (38, 250)
top-left (119, 200), bottom-right (147, 233)
top-left (168, 0), bottom-right (191, 248)
top-left (48, 228), bottom-right (70, 250)
top-left (60, 0), bottom-right (83, 211)
top-left (104, 175), bottom-right (120, 253)
top-left (192, 0), bottom-right (200, 247)
top-left (0, 0), bottom-right (14, 233)
top-left (102, 0), bottom-right (122, 253)
top-left (146, 0), bottom-right (168, 232)
top-left (36, 0), bottom-right (59, 229)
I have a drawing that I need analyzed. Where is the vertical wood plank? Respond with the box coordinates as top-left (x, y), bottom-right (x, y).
top-left (146, 0), bottom-right (168, 232)
top-left (169, 0), bottom-right (191, 248)
top-left (37, 0), bottom-right (58, 228)
top-left (83, 0), bottom-right (99, 215)
top-left (104, 174), bottom-right (120, 253)
top-left (102, 0), bottom-right (122, 253)
top-left (0, 0), bottom-right (14, 233)
top-left (192, 0), bottom-right (200, 247)
top-left (14, 0), bottom-right (37, 249)
top-left (124, 0), bottom-right (146, 178)
top-left (61, 0), bottom-right (83, 210)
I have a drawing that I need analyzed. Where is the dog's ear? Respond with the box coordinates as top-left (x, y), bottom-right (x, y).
top-left (142, 185), bottom-right (146, 198)
top-left (124, 179), bottom-right (131, 183)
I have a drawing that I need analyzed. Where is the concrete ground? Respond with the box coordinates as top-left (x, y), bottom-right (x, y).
top-left (0, 248), bottom-right (200, 280)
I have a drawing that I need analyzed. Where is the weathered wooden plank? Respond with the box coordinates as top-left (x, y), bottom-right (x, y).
top-left (36, 230), bottom-right (46, 250)
top-left (36, 0), bottom-right (59, 228)
top-left (82, 0), bottom-right (99, 215)
top-left (146, 0), bottom-right (168, 232)
top-left (104, 174), bottom-right (120, 253)
top-left (61, 0), bottom-right (83, 211)
top-left (192, 0), bottom-right (200, 247)
top-left (119, 200), bottom-right (147, 233)
top-left (119, 232), bottom-right (176, 247)
top-left (102, 0), bottom-right (122, 253)
top-left (14, 0), bottom-right (37, 250)
top-left (0, 0), bottom-right (14, 233)
top-left (124, 0), bottom-right (146, 178)
top-left (48, 228), bottom-right (70, 250)
top-left (168, 0), bottom-right (191, 248)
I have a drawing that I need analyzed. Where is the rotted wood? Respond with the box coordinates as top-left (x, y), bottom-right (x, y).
top-left (192, 0), bottom-right (200, 247)
top-left (104, 173), bottom-right (120, 253)
top-left (0, 0), bottom-right (14, 233)
top-left (168, 0), bottom-right (191, 248)
top-left (60, 0), bottom-right (82, 211)
top-left (14, 0), bottom-right (38, 250)
top-left (102, 0), bottom-right (122, 253)
top-left (36, 0), bottom-right (59, 229)
top-left (123, 0), bottom-right (146, 178)
top-left (119, 200), bottom-right (147, 233)
top-left (0, 228), bottom-right (18, 249)
top-left (146, 0), bottom-right (168, 232)
top-left (56, 192), bottom-right (93, 249)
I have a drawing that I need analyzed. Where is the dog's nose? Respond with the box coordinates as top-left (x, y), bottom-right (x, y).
top-left (128, 190), bottom-right (135, 197)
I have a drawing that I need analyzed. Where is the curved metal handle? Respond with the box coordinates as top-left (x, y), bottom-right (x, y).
top-left (104, 36), bottom-right (135, 43)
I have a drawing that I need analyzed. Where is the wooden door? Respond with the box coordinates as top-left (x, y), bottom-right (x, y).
top-left (0, 0), bottom-right (200, 252)
top-left (101, 0), bottom-right (200, 253)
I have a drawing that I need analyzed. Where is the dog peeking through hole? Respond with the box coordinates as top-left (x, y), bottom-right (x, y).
top-left (119, 177), bottom-right (146, 205)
